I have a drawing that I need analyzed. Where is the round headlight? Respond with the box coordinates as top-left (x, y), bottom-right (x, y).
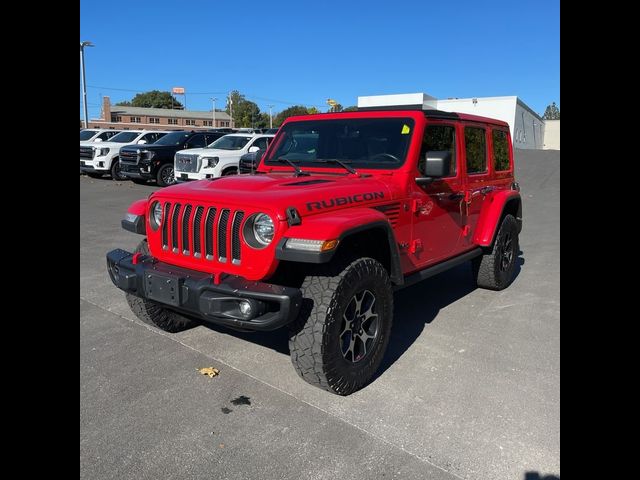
top-left (150, 201), bottom-right (163, 230)
top-left (252, 213), bottom-right (274, 246)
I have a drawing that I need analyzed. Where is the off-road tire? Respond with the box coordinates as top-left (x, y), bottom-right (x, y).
top-left (156, 164), bottom-right (175, 187)
top-left (110, 158), bottom-right (126, 181)
top-left (289, 257), bottom-right (393, 395)
top-left (472, 214), bottom-right (519, 290)
top-left (125, 240), bottom-right (198, 332)
top-left (86, 172), bottom-right (103, 179)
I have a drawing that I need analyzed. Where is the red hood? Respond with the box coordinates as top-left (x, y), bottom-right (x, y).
top-left (151, 173), bottom-right (396, 219)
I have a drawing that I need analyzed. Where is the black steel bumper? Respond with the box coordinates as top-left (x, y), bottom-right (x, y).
top-left (106, 249), bottom-right (302, 331)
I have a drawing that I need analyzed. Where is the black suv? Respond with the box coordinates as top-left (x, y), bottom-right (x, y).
top-left (119, 130), bottom-right (226, 187)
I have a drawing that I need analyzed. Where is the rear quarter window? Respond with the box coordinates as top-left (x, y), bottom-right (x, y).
top-left (492, 129), bottom-right (510, 171)
top-left (464, 127), bottom-right (487, 174)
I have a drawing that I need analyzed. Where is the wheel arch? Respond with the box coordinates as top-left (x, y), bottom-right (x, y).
top-left (473, 190), bottom-right (522, 247)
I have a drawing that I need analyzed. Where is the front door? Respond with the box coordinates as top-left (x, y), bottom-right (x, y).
top-left (409, 122), bottom-right (465, 270)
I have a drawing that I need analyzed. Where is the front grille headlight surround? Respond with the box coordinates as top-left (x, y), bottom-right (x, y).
top-left (243, 213), bottom-right (275, 248)
top-left (93, 147), bottom-right (110, 158)
top-left (149, 201), bottom-right (163, 231)
top-left (201, 156), bottom-right (219, 168)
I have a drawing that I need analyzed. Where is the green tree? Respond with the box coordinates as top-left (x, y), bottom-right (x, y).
top-left (225, 90), bottom-right (264, 127)
top-left (307, 107), bottom-right (320, 114)
top-left (273, 105), bottom-right (312, 126)
top-left (116, 90), bottom-right (183, 109)
top-left (342, 106), bottom-right (358, 112)
top-left (542, 102), bottom-right (560, 120)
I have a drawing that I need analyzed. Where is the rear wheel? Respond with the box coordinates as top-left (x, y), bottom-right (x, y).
top-left (125, 240), bottom-right (198, 332)
top-left (156, 164), bottom-right (175, 187)
top-left (110, 158), bottom-right (127, 181)
top-left (472, 214), bottom-right (519, 290)
top-left (289, 257), bottom-right (393, 395)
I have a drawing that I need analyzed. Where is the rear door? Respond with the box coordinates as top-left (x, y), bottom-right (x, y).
top-left (460, 123), bottom-right (491, 247)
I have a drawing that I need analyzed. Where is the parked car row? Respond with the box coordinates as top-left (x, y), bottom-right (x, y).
top-left (80, 127), bottom-right (278, 186)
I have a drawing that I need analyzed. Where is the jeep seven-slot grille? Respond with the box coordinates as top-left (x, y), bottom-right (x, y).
top-left (159, 202), bottom-right (245, 264)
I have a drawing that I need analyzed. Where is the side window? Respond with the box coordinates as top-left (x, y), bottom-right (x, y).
top-left (204, 134), bottom-right (219, 145)
top-left (464, 127), bottom-right (487, 174)
top-left (252, 137), bottom-right (269, 150)
top-left (419, 125), bottom-right (456, 176)
top-left (492, 129), bottom-right (510, 171)
top-left (186, 135), bottom-right (206, 148)
top-left (141, 133), bottom-right (157, 143)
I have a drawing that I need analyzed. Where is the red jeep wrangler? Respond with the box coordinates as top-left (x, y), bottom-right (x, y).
top-left (107, 106), bottom-right (522, 395)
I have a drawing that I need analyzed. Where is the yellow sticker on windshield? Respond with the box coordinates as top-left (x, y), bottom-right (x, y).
top-left (401, 124), bottom-right (410, 134)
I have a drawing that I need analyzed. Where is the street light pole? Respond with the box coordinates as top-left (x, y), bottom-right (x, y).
top-left (80, 41), bottom-right (95, 128)
top-left (211, 97), bottom-right (217, 127)
top-left (228, 92), bottom-right (234, 129)
top-left (267, 104), bottom-right (274, 129)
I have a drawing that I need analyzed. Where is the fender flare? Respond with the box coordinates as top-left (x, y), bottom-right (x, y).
top-left (473, 190), bottom-right (522, 247)
top-left (275, 213), bottom-right (403, 285)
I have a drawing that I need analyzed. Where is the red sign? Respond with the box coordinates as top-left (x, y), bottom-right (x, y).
top-left (172, 87), bottom-right (185, 94)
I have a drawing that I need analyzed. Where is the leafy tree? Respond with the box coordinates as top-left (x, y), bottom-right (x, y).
top-left (342, 106), bottom-right (358, 112)
top-left (225, 90), bottom-right (264, 127)
top-left (307, 107), bottom-right (320, 114)
top-left (273, 105), bottom-right (312, 126)
top-left (329, 103), bottom-right (343, 112)
top-left (116, 90), bottom-right (183, 109)
top-left (542, 102), bottom-right (560, 120)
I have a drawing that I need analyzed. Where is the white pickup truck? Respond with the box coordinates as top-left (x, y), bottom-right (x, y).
top-left (174, 133), bottom-right (274, 182)
top-left (79, 128), bottom-right (122, 143)
top-left (80, 130), bottom-right (169, 180)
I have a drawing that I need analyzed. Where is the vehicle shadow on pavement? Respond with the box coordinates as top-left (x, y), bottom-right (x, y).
top-left (374, 251), bottom-right (525, 382)
top-left (198, 253), bottom-right (524, 367)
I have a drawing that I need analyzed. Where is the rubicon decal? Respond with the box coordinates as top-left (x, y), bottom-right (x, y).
top-left (306, 192), bottom-right (385, 211)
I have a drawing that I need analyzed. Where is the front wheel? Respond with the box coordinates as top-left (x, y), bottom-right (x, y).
top-left (110, 158), bottom-right (127, 181)
top-left (222, 167), bottom-right (238, 176)
top-left (289, 257), bottom-right (393, 395)
top-left (125, 240), bottom-right (198, 332)
top-left (156, 164), bottom-right (175, 187)
top-left (472, 214), bottom-right (519, 290)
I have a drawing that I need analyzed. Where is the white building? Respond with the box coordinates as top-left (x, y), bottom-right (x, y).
top-left (357, 93), bottom-right (557, 150)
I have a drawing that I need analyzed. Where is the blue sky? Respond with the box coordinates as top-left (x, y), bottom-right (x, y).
top-left (80, 0), bottom-right (559, 119)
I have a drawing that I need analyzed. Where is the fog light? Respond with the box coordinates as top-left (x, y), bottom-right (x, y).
top-left (239, 300), bottom-right (252, 316)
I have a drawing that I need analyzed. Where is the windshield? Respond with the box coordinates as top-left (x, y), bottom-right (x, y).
top-left (80, 130), bottom-right (97, 140)
top-left (208, 135), bottom-right (252, 150)
top-left (108, 131), bottom-right (141, 143)
top-left (153, 131), bottom-right (191, 146)
top-left (263, 117), bottom-right (415, 169)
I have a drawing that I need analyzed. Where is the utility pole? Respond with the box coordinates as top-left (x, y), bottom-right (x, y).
top-left (211, 97), bottom-right (218, 127)
top-left (267, 104), bottom-right (274, 129)
top-left (228, 92), bottom-right (234, 129)
top-left (80, 41), bottom-right (95, 128)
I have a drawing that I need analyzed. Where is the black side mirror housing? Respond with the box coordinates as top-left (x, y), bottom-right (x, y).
top-left (415, 150), bottom-right (451, 185)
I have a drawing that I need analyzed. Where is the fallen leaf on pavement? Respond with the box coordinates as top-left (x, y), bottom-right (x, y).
top-left (197, 367), bottom-right (220, 378)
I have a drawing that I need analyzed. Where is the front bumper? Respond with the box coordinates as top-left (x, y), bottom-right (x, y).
top-left (106, 248), bottom-right (302, 331)
top-left (80, 159), bottom-right (108, 172)
top-left (121, 163), bottom-right (153, 179)
top-left (175, 171), bottom-right (213, 182)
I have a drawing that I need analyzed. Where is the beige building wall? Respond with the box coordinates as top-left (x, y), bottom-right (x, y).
top-left (543, 120), bottom-right (560, 150)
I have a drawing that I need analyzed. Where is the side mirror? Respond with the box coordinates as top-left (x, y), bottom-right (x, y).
top-left (415, 150), bottom-right (451, 185)
top-left (248, 146), bottom-right (260, 153)
top-left (137, 139), bottom-right (147, 145)
top-left (94, 138), bottom-right (103, 143)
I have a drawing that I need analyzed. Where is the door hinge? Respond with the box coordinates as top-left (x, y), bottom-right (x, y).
top-left (409, 239), bottom-right (423, 253)
top-left (462, 225), bottom-right (471, 236)
top-left (411, 199), bottom-right (422, 213)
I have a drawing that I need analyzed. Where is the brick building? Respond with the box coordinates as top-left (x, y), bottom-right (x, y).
top-left (86, 96), bottom-right (232, 131)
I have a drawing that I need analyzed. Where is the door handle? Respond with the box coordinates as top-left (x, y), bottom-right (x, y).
top-left (479, 186), bottom-right (495, 195)
top-left (449, 192), bottom-right (464, 200)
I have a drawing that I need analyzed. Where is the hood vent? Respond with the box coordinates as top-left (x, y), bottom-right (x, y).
top-left (282, 179), bottom-right (333, 186)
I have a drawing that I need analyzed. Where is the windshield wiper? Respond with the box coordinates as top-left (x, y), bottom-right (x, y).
top-left (315, 159), bottom-right (359, 176)
top-left (276, 157), bottom-right (310, 177)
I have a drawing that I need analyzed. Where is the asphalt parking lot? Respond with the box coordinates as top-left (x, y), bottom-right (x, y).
top-left (80, 149), bottom-right (560, 480)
